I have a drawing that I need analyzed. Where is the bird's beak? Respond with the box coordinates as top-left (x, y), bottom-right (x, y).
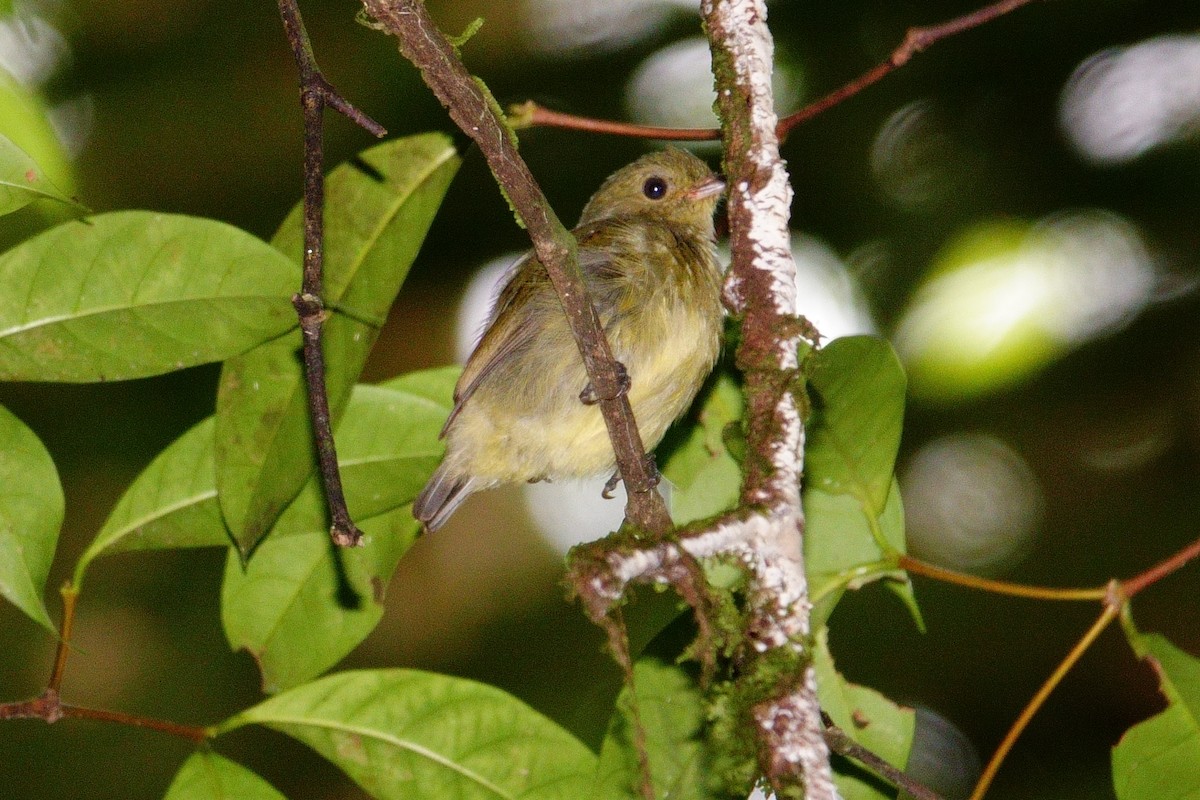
top-left (686, 175), bottom-right (726, 201)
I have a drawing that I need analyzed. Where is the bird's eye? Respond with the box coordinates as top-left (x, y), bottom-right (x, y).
top-left (642, 176), bottom-right (668, 200)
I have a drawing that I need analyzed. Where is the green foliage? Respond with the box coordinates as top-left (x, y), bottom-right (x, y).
top-left (221, 510), bottom-right (418, 694)
top-left (0, 404), bottom-right (61, 631)
top-left (77, 417), bottom-right (226, 580)
top-left (803, 336), bottom-right (919, 629)
top-left (1112, 632), bottom-right (1200, 799)
top-left (814, 629), bottom-right (915, 800)
top-left (0, 211), bottom-right (299, 382)
top-left (0, 67), bottom-right (74, 199)
top-left (0, 132), bottom-right (76, 216)
top-left (663, 370), bottom-right (744, 525)
top-left (217, 669), bottom-right (598, 800)
top-left (216, 133), bottom-right (460, 554)
top-left (596, 658), bottom-right (710, 800)
top-left (163, 751), bottom-right (285, 800)
top-left (806, 336), bottom-right (905, 516)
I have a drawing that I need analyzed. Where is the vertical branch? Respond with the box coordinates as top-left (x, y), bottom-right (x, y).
top-left (359, 0), bottom-right (672, 535)
top-left (276, 0), bottom-right (386, 547)
top-left (702, 0), bottom-right (836, 796)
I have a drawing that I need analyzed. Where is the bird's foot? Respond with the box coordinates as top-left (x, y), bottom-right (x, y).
top-left (579, 361), bottom-right (631, 405)
top-left (600, 454), bottom-right (660, 500)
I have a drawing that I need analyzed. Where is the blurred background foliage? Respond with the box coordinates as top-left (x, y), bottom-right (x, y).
top-left (0, 0), bottom-right (1198, 798)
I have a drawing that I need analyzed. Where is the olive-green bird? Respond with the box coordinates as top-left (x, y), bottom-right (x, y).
top-left (414, 148), bottom-right (725, 531)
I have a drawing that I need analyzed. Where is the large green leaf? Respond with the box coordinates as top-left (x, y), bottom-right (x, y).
top-left (815, 629), bottom-right (915, 800)
top-left (805, 478), bottom-right (914, 631)
top-left (216, 133), bottom-right (460, 553)
top-left (216, 669), bottom-right (597, 800)
top-left (0, 405), bottom-right (61, 632)
top-left (221, 508), bottom-right (419, 694)
top-left (1113, 634), bottom-right (1200, 799)
top-left (0, 131), bottom-right (75, 216)
top-left (75, 369), bottom-right (454, 581)
top-left (219, 374), bottom-right (452, 691)
top-left (596, 657), bottom-right (711, 800)
top-left (806, 336), bottom-right (906, 516)
top-left (0, 211), bottom-right (299, 382)
top-left (163, 751), bottom-right (285, 800)
top-left (663, 371), bottom-right (743, 526)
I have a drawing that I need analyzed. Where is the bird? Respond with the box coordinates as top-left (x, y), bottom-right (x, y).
top-left (413, 147), bottom-right (726, 531)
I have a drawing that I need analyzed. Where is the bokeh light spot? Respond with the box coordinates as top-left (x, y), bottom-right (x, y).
top-left (901, 432), bottom-right (1043, 575)
top-left (1061, 34), bottom-right (1200, 164)
top-left (895, 211), bottom-right (1156, 400)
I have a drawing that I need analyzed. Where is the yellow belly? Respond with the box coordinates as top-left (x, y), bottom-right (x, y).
top-left (446, 298), bottom-right (720, 484)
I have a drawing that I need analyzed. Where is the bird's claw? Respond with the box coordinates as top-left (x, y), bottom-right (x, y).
top-left (600, 454), bottom-right (660, 500)
top-left (579, 361), bottom-right (631, 405)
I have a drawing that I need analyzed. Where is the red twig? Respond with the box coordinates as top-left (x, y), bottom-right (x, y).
top-left (0, 690), bottom-right (208, 744)
top-left (511, 0), bottom-right (1042, 143)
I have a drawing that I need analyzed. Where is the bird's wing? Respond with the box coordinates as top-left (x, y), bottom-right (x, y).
top-left (441, 227), bottom-right (628, 437)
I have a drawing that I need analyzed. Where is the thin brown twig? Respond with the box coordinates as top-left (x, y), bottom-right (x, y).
top-left (0, 690), bottom-right (209, 744)
top-left (821, 715), bottom-right (944, 800)
top-left (46, 583), bottom-right (79, 692)
top-left (277, 0), bottom-right (386, 547)
top-left (898, 554), bottom-right (1107, 602)
top-left (969, 591), bottom-right (1121, 800)
top-left (361, 0), bottom-right (672, 535)
top-left (510, 0), bottom-right (1042, 144)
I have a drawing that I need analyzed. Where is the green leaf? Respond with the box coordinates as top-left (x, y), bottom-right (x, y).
top-left (0, 405), bottom-right (61, 632)
top-left (75, 418), bottom-right (227, 587)
top-left (663, 371), bottom-right (743, 526)
top-left (806, 336), bottom-right (906, 516)
top-left (596, 658), bottom-right (711, 800)
top-left (76, 369), bottom-right (453, 579)
top-left (0, 131), bottom-right (76, 215)
top-left (220, 376), bottom-right (451, 691)
top-left (805, 478), bottom-right (915, 631)
top-left (815, 629), bottom-right (915, 800)
top-left (163, 751), bottom-right (285, 800)
top-left (0, 211), bottom-right (299, 382)
top-left (217, 669), bottom-right (597, 800)
top-left (0, 67), bottom-right (74, 197)
top-left (1113, 634), bottom-right (1200, 800)
top-left (222, 508), bottom-right (419, 693)
top-left (216, 133), bottom-right (460, 553)
top-left (260, 379), bottom-right (451, 541)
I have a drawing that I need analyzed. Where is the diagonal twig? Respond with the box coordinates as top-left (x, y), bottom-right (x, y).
top-left (277, 0), bottom-right (386, 547)
top-left (359, 0), bottom-right (673, 536)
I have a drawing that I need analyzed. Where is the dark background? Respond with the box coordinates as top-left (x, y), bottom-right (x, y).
top-left (1, 1), bottom-right (1198, 798)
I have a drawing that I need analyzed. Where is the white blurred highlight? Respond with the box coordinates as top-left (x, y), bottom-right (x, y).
top-left (520, 0), bottom-right (695, 56)
top-left (901, 433), bottom-right (1043, 574)
top-left (788, 234), bottom-right (876, 339)
top-left (625, 36), bottom-right (802, 139)
top-left (1061, 34), bottom-right (1200, 164)
top-left (0, 10), bottom-right (69, 87)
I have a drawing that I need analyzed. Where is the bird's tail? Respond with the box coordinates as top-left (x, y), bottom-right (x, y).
top-left (413, 465), bottom-right (478, 532)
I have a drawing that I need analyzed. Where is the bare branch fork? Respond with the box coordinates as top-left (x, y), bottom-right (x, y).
top-left (277, 0), bottom-right (387, 547)
top-left (359, 0), bottom-right (672, 536)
